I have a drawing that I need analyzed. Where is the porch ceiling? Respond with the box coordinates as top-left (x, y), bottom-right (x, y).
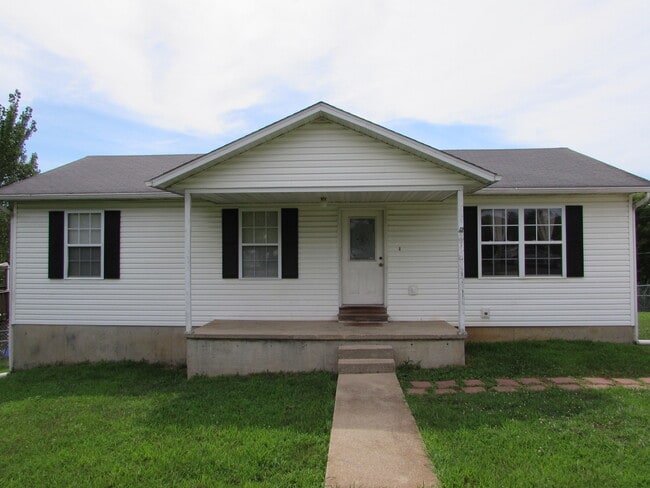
top-left (193, 188), bottom-right (458, 204)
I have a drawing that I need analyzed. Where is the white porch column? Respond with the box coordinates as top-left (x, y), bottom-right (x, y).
top-left (456, 189), bottom-right (466, 334)
top-left (184, 191), bottom-right (193, 334)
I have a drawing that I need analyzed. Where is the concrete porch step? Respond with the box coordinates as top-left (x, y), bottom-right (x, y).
top-left (338, 358), bottom-right (396, 374)
top-left (338, 344), bottom-right (395, 360)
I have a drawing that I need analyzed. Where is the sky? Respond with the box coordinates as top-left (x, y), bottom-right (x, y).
top-left (1, 0), bottom-right (648, 178)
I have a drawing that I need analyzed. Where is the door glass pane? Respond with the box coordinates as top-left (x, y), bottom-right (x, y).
top-left (350, 218), bottom-right (375, 260)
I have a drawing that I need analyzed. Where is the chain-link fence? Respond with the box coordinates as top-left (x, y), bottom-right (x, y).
top-left (0, 266), bottom-right (7, 359)
top-left (639, 285), bottom-right (650, 312)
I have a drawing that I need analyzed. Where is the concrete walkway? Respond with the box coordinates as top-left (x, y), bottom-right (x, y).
top-left (325, 373), bottom-right (438, 488)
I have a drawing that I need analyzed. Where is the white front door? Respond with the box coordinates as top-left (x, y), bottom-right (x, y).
top-left (341, 210), bottom-right (384, 305)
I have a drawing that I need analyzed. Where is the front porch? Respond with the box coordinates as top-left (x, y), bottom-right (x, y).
top-left (186, 320), bottom-right (465, 377)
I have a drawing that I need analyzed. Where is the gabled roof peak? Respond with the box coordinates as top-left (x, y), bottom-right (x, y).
top-left (148, 102), bottom-right (500, 189)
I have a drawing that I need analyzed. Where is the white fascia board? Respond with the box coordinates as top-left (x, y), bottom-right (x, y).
top-left (149, 102), bottom-right (500, 189)
top-left (0, 192), bottom-right (182, 201)
top-left (476, 186), bottom-right (650, 195)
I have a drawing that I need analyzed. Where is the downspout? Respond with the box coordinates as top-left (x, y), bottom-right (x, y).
top-left (634, 192), bottom-right (650, 345)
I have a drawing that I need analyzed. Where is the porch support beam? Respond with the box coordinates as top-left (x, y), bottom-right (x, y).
top-left (456, 189), bottom-right (466, 335)
top-left (184, 191), bottom-right (193, 334)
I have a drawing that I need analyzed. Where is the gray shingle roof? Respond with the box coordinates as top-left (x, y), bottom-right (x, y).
top-left (0, 154), bottom-right (201, 198)
top-left (446, 148), bottom-right (649, 190)
top-left (0, 148), bottom-right (647, 199)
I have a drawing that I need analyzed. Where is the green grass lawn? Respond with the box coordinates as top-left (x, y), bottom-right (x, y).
top-left (639, 311), bottom-right (650, 340)
top-left (2, 341), bottom-right (649, 488)
top-left (0, 363), bottom-right (336, 487)
top-left (399, 341), bottom-right (650, 488)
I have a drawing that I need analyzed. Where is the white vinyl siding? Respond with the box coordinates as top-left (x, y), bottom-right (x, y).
top-left (172, 119), bottom-right (476, 191)
top-left (190, 202), bottom-right (340, 323)
top-left (13, 201), bottom-right (185, 326)
top-left (465, 194), bottom-right (634, 327)
top-left (385, 202), bottom-right (459, 322)
top-left (11, 194), bottom-right (635, 329)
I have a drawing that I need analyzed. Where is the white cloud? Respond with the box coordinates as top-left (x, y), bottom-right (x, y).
top-left (0, 0), bottom-right (648, 176)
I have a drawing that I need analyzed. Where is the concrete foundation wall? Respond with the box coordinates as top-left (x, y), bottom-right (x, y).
top-left (186, 338), bottom-right (465, 377)
top-left (11, 324), bottom-right (186, 370)
top-left (466, 326), bottom-right (635, 343)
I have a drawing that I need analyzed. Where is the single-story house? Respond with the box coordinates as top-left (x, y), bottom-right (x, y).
top-left (2, 102), bottom-right (648, 375)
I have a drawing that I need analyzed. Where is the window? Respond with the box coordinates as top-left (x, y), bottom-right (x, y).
top-left (240, 210), bottom-right (279, 278)
top-left (66, 211), bottom-right (103, 277)
top-left (479, 207), bottom-right (564, 277)
top-left (524, 208), bottom-right (563, 276)
top-left (480, 208), bottom-right (519, 276)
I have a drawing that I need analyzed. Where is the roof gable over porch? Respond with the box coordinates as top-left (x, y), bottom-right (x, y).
top-left (149, 103), bottom-right (500, 203)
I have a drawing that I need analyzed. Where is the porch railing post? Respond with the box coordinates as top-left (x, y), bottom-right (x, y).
top-left (457, 189), bottom-right (466, 334)
top-left (184, 191), bottom-right (192, 334)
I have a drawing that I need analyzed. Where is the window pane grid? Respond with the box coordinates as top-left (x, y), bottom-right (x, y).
top-left (67, 212), bottom-right (102, 278)
top-left (241, 210), bottom-right (280, 278)
top-left (241, 211), bottom-right (279, 245)
top-left (523, 208), bottom-right (563, 276)
top-left (480, 208), bottom-right (519, 276)
top-left (479, 207), bottom-right (564, 278)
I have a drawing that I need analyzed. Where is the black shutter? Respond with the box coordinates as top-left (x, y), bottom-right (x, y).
top-left (565, 205), bottom-right (584, 277)
top-left (48, 211), bottom-right (65, 279)
top-left (104, 211), bottom-right (121, 279)
top-left (222, 209), bottom-right (239, 279)
top-left (281, 208), bottom-right (299, 279)
top-left (463, 206), bottom-right (478, 278)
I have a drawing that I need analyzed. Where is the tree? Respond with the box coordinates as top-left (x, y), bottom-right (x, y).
top-left (0, 90), bottom-right (40, 262)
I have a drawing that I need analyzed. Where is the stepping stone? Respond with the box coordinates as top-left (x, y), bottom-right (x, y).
top-left (558, 384), bottom-right (581, 390)
top-left (462, 386), bottom-right (486, 394)
top-left (411, 381), bottom-right (432, 389)
top-left (584, 384), bottom-right (610, 390)
top-left (549, 377), bottom-right (577, 384)
top-left (496, 378), bottom-right (520, 387)
top-left (436, 380), bottom-right (457, 389)
top-left (435, 388), bottom-right (457, 395)
top-left (639, 378), bottom-right (650, 385)
top-left (525, 385), bottom-right (546, 391)
top-left (519, 377), bottom-right (543, 385)
top-left (493, 386), bottom-right (517, 393)
top-left (612, 378), bottom-right (641, 386)
top-left (464, 379), bottom-right (484, 386)
top-left (584, 377), bottom-right (614, 385)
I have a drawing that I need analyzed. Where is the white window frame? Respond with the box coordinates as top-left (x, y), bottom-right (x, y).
top-left (238, 209), bottom-right (282, 280)
top-left (478, 206), bottom-right (566, 278)
top-left (64, 210), bottom-right (104, 279)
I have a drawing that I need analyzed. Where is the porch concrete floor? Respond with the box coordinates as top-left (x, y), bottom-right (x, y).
top-left (191, 319), bottom-right (462, 340)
